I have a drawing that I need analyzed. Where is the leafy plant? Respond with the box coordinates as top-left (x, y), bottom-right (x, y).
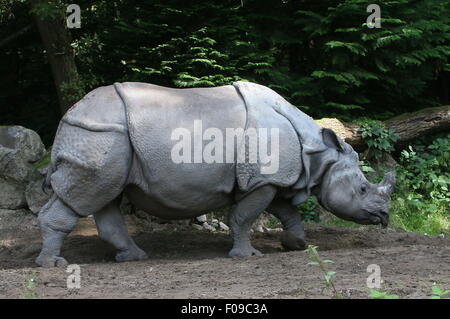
top-left (22, 271), bottom-right (39, 299)
top-left (297, 197), bottom-right (320, 222)
top-left (306, 245), bottom-right (342, 299)
top-left (360, 160), bottom-right (375, 174)
top-left (358, 119), bottom-right (398, 159)
top-left (368, 289), bottom-right (399, 299)
top-left (430, 284), bottom-right (450, 299)
top-left (390, 133), bottom-right (450, 235)
top-left (397, 135), bottom-right (450, 202)
top-left (33, 150), bottom-right (52, 171)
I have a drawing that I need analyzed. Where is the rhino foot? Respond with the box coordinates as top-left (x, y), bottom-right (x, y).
top-left (280, 230), bottom-right (306, 251)
top-left (229, 245), bottom-right (263, 258)
top-left (35, 254), bottom-right (69, 268)
top-left (115, 246), bottom-right (148, 262)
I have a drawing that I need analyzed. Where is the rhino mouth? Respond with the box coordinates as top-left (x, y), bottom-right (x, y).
top-left (364, 209), bottom-right (389, 228)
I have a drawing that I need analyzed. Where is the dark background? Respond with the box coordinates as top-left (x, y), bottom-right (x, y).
top-left (1, 0), bottom-right (448, 145)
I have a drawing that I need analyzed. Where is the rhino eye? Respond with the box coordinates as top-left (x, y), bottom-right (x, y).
top-left (360, 185), bottom-right (367, 195)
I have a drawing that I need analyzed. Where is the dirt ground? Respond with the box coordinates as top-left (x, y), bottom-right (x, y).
top-left (0, 211), bottom-right (448, 299)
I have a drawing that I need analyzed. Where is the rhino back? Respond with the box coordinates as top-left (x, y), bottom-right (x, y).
top-left (115, 82), bottom-right (246, 212)
top-left (63, 85), bottom-right (128, 132)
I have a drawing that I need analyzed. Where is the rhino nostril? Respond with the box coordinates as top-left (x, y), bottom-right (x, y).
top-left (379, 210), bottom-right (389, 217)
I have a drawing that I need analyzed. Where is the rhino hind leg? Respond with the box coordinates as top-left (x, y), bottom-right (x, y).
top-left (267, 199), bottom-right (306, 251)
top-left (36, 122), bottom-right (132, 266)
top-left (50, 121), bottom-right (132, 215)
top-left (35, 195), bottom-right (79, 267)
top-left (228, 185), bottom-right (277, 258)
top-left (94, 199), bottom-right (148, 262)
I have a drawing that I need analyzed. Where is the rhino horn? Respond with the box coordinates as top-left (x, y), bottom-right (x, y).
top-left (378, 171), bottom-right (396, 195)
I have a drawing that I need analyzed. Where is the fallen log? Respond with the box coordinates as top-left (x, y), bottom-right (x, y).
top-left (316, 105), bottom-right (450, 151)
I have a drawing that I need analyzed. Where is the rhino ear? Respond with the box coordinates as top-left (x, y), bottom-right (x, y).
top-left (322, 128), bottom-right (345, 152)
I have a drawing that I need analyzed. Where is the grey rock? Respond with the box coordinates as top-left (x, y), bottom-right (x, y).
top-left (0, 126), bottom-right (46, 210)
top-left (0, 181), bottom-right (26, 210)
top-left (254, 225), bottom-right (265, 233)
top-left (0, 208), bottom-right (39, 237)
top-left (202, 222), bottom-right (216, 232)
top-left (196, 214), bottom-right (207, 223)
top-left (211, 220), bottom-right (219, 228)
top-left (0, 208), bottom-right (17, 218)
top-left (252, 212), bottom-right (271, 233)
top-left (25, 175), bottom-right (53, 214)
top-left (219, 221), bottom-right (229, 231)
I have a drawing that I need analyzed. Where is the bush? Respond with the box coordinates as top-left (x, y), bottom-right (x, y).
top-left (390, 133), bottom-right (450, 235)
top-left (358, 119), bottom-right (398, 160)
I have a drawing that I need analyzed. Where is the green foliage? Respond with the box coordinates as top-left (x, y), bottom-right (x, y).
top-left (368, 284), bottom-right (450, 299)
top-left (360, 159), bottom-right (376, 174)
top-left (358, 119), bottom-right (398, 159)
top-left (33, 149), bottom-right (51, 170)
top-left (397, 135), bottom-right (449, 201)
top-left (297, 197), bottom-right (320, 222)
top-left (368, 289), bottom-right (399, 299)
top-left (430, 284), bottom-right (450, 299)
top-left (22, 271), bottom-right (39, 299)
top-left (390, 133), bottom-right (450, 235)
top-left (1, 0), bottom-right (449, 145)
top-left (40, 0), bottom-right (450, 117)
top-left (29, 0), bottom-right (66, 19)
top-left (286, 0), bottom-right (450, 117)
top-left (60, 76), bottom-right (87, 104)
top-left (76, 0), bottom-right (273, 89)
top-left (306, 245), bottom-right (343, 299)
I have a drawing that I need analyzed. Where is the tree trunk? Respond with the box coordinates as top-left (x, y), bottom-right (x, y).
top-left (31, 0), bottom-right (79, 115)
top-left (316, 106), bottom-right (450, 151)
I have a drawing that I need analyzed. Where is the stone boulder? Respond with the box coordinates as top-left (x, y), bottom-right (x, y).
top-left (0, 126), bottom-right (46, 210)
top-left (25, 165), bottom-right (53, 214)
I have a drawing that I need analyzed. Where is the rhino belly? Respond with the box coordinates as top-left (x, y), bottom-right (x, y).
top-left (125, 160), bottom-right (236, 219)
top-left (124, 175), bottom-right (234, 220)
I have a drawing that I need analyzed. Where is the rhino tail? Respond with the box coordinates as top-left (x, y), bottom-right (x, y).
top-left (41, 160), bottom-right (56, 194)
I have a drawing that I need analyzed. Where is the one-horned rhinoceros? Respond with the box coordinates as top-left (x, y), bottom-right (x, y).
top-left (36, 81), bottom-right (395, 267)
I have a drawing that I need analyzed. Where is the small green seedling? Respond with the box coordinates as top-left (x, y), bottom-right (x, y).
top-left (306, 245), bottom-right (342, 299)
top-left (368, 289), bottom-right (399, 299)
top-left (22, 270), bottom-right (39, 299)
top-left (430, 285), bottom-right (450, 299)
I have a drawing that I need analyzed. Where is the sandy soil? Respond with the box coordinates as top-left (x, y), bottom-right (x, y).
top-left (0, 212), bottom-right (448, 299)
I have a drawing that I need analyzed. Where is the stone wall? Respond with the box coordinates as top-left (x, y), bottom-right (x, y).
top-left (0, 126), bottom-right (51, 213)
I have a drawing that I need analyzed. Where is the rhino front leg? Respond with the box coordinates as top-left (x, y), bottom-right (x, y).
top-left (267, 199), bottom-right (306, 251)
top-left (36, 195), bottom-right (79, 267)
top-left (94, 199), bottom-right (148, 262)
top-left (228, 185), bottom-right (277, 257)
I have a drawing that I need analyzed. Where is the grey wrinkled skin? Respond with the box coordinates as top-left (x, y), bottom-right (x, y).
top-left (35, 81), bottom-right (396, 267)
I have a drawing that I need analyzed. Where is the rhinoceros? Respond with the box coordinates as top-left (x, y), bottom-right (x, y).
top-left (35, 81), bottom-right (395, 267)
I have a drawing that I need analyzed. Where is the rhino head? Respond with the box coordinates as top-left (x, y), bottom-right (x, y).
top-left (315, 129), bottom-right (396, 227)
